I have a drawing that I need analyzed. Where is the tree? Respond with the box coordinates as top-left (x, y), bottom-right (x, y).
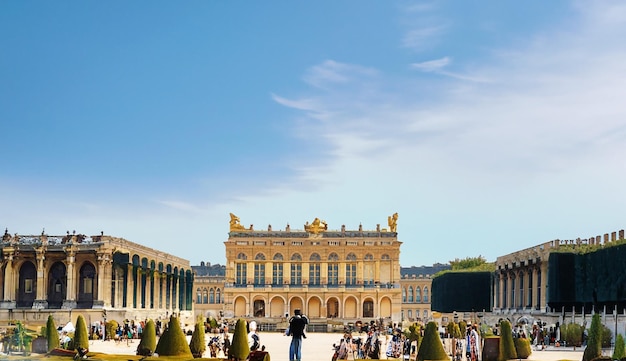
top-left (229, 319), bottom-right (250, 361)
top-left (613, 334), bottom-right (625, 360)
top-left (582, 313), bottom-right (602, 361)
top-left (417, 322), bottom-right (448, 361)
top-left (73, 315), bottom-right (90, 351)
top-left (46, 315), bottom-right (60, 351)
top-left (449, 256), bottom-right (487, 270)
top-left (137, 319), bottom-right (156, 356)
top-left (189, 317), bottom-right (206, 358)
top-left (155, 315), bottom-right (192, 356)
top-left (561, 322), bottom-right (583, 349)
top-left (498, 320), bottom-right (517, 361)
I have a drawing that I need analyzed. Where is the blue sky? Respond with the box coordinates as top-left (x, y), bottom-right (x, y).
top-left (2, 1), bottom-right (625, 267)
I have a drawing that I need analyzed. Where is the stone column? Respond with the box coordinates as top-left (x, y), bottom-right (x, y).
top-left (96, 250), bottom-right (112, 308)
top-left (126, 264), bottom-right (134, 308)
top-left (62, 246), bottom-right (77, 309)
top-left (1, 249), bottom-right (17, 308)
top-left (33, 246), bottom-right (48, 309)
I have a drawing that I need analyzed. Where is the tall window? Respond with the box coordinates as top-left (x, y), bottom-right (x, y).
top-left (423, 287), bottom-right (429, 302)
top-left (364, 254), bottom-right (374, 285)
top-left (519, 272), bottom-right (524, 308)
top-left (346, 253), bottom-right (357, 285)
top-left (254, 253), bottom-right (266, 286)
top-left (408, 286), bottom-right (414, 303)
top-left (273, 253), bottom-right (284, 285)
top-left (291, 253), bottom-right (302, 285)
top-left (503, 278), bottom-right (508, 308)
top-left (309, 253), bottom-right (321, 286)
top-left (196, 289), bottom-right (202, 304)
top-left (416, 287), bottom-right (422, 303)
top-left (208, 288), bottom-right (213, 303)
top-left (527, 270), bottom-right (533, 308)
top-left (328, 253), bottom-right (339, 285)
top-left (203, 288), bottom-right (209, 303)
top-left (510, 275), bottom-right (516, 309)
top-left (402, 288), bottom-right (407, 302)
top-left (536, 270), bottom-right (541, 310)
top-left (236, 263), bottom-right (247, 285)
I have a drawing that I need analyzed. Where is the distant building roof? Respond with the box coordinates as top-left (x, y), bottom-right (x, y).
top-left (192, 262), bottom-right (226, 276)
top-left (401, 263), bottom-right (450, 277)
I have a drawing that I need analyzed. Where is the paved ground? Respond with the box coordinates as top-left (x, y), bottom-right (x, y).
top-left (84, 332), bottom-right (591, 361)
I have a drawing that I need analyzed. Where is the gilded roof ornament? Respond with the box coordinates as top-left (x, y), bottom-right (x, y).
top-left (229, 213), bottom-right (249, 232)
top-left (304, 218), bottom-right (328, 234)
top-left (388, 212), bottom-right (398, 233)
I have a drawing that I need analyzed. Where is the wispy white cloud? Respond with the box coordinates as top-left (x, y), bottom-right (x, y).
top-left (411, 57), bottom-right (451, 72)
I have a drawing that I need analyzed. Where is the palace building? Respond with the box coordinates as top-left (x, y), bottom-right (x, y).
top-left (0, 229), bottom-right (192, 326)
top-left (220, 213), bottom-right (403, 328)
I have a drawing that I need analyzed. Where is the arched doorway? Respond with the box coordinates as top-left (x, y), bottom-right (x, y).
top-left (344, 297), bottom-right (358, 318)
top-left (380, 297), bottom-right (392, 318)
top-left (253, 299), bottom-right (265, 317)
top-left (17, 261), bottom-right (36, 308)
top-left (77, 262), bottom-right (96, 308)
top-left (234, 296), bottom-right (246, 316)
top-left (270, 297), bottom-right (285, 317)
top-left (363, 299), bottom-right (374, 318)
top-left (326, 297), bottom-right (339, 318)
top-left (307, 297), bottom-right (322, 318)
top-left (47, 261), bottom-right (66, 308)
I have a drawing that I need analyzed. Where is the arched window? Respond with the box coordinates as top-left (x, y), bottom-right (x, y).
top-left (196, 288), bottom-right (202, 304)
top-left (237, 253), bottom-right (247, 260)
top-left (216, 288), bottom-right (221, 303)
top-left (255, 253), bottom-right (266, 260)
top-left (365, 254), bottom-right (374, 261)
top-left (273, 253), bottom-right (284, 260)
top-left (423, 286), bottom-right (429, 303)
top-left (209, 288), bottom-right (214, 303)
top-left (416, 287), bottom-right (422, 303)
top-left (381, 254), bottom-right (390, 260)
top-left (408, 286), bottom-right (414, 303)
top-left (346, 253), bottom-right (357, 261)
top-left (310, 253), bottom-right (321, 261)
top-left (402, 287), bottom-right (407, 302)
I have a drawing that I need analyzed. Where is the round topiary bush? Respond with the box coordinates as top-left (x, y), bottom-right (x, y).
top-left (137, 319), bottom-right (156, 356)
top-left (514, 337), bottom-right (531, 359)
top-left (417, 321), bottom-right (448, 361)
top-left (105, 320), bottom-right (118, 341)
top-left (46, 315), bottom-right (60, 351)
top-left (155, 315), bottom-right (192, 357)
top-left (73, 315), bottom-right (90, 351)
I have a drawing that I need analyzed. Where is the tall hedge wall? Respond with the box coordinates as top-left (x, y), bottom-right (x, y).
top-left (431, 271), bottom-right (492, 313)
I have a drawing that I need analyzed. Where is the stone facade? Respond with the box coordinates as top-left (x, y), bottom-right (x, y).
top-left (221, 218), bottom-right (403, 327)
top-left (0, 230), bottom-right (192, 327)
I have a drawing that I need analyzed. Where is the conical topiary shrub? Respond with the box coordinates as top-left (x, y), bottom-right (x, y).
top-left (230, 319), bottom-right (250, 361)
top-left (613, 334), bottom-right (625, 360)
top-left (155, 315), bottom-right (192, 356)
top-left (583, 313), bottom-right (602, 361)
top-left (46, 315), bottom-right (60, 351)
top-left (417, 321), bottom-right (448, 361)
top-left (498, 320), bottom-right (517, 361)
top-left (137, 319), bottom-right (157, 356)
top-left (189, 317), bottom-right (206, 358)
top-left (73, 315), bottom-right (90, 351)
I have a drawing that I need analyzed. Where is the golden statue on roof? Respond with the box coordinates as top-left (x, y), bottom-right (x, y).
top-left (388, 212), bottom-right (398, 232)
top-left (229, 213), bottom-right (248, 231)
top-left (304, 217), bottom-right (328, 234)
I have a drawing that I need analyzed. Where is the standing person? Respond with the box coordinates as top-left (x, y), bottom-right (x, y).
top-left (248, 321), bottom-right (261, 351)
top-left (469, 325), bottom-right (480, 361)
top-left (287, 309), bottom-right (309, 361)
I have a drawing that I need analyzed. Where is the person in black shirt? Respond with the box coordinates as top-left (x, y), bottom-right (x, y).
top-left (287, 309), bottom-right (309, 361)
